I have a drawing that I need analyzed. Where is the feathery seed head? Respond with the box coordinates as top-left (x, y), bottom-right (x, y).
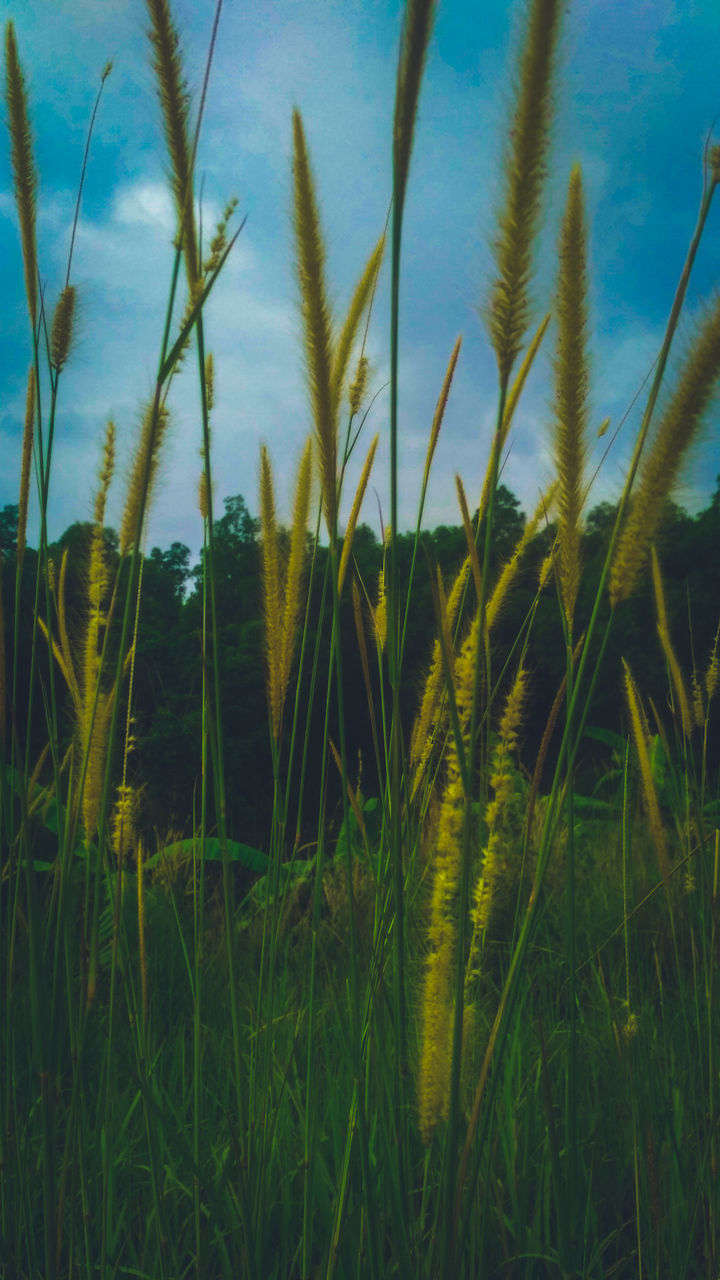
top-left (338, 434), bottom-right (379, 596)
top-left (259, 445), bottom-right (282, 739)
top-left (120, 400), bottom-right (171, 556)
top-left (204, 352), bottom-right (214, 411)
top-left (553, 163), bottom-right (590, 626)
top-left (486, 0), bottom-right (563, 386)
top-left (538, 549), bottom-right (555, 591)
top-left (146, 0), bottom-right (198, 286)
top-left (50, 284), bottom-right (76, 370)
top-left (113, 783), bottom-right (138, 867)
top-left (466, 666), bottom-right (527, 966)
top-left (279, 436), bottom-right (313, 711)
top-left (198, 471), bottom-right (209, 520)
top-left (260, 440), bottom-right (313, 743)
top-left (374, 567), bottom-right (387, 653)
top-left (292, 108), bottom-right (336, 535)
top-left (651, 546), bottom-right (693, 737)
top-left (417, 924), bottom-right (454, 1145)
top-left (331, 234), bottom-right (384, 417)
top-left (348, 355), bottom-right (369, 416)
top-left (424, 336), bottom-right (462, 489)
top-left (5, 22), bottom-right (38, 330)
top-left (499, 665), bottom-right (526, 751)
top-left (94, 419), bottom-right (115, 527)
top-left (393, 0), bottom-right (436, 219)
top-left (202, 197), bottom-right (238, 279)
top-left (487, 483), bottom-right (556, 633)
top-left (409, 556), bottom-right (470, 788)
top-left (374, 525), bottom-right (391, 652)
top-left (610, 291), bottom-right (720, 606)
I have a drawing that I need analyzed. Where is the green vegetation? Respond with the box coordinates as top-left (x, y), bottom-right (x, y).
top-left (2, 1), bottom-right (720, 1276)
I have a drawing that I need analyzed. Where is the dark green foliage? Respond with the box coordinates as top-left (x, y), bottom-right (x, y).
top-left (5, 484), bottom-right (719, 851)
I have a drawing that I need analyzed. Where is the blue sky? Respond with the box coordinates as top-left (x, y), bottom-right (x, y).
top-left (2, 0), bottom-right (720, 560)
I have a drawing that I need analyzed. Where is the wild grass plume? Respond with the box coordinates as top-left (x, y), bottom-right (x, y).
top-left (120, 399), bottom-right (171, 556)
top-left (486, 0), bottom-right (563, 387)
top-left (292, 109), bottom-right (336, 536)
top-left (260, 438), bottom-right (313, 743)
top-left (4, 21), bottom-right (38, 330)
top-left (146, 0), bottom-right (198, 285)
top-left (553, 164), bottom-right (590, 627)
top-left (610, 289), bottom-right (720, 606)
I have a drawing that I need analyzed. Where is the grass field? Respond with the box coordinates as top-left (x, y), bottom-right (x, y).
top-left (2, 0), bottom-right (720, 1276)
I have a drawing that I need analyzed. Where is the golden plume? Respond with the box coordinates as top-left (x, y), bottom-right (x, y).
top-left (553, 164), bottom-right (590, 626)
top-left (486, 0), bottom-right (563, 386)
top-left (4, 22), bottom-right (38, 329)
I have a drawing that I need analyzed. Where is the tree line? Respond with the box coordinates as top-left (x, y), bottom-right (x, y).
top-left (2, 478), bottom-right (719, 855)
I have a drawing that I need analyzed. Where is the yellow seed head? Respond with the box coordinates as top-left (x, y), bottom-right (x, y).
top-left (409, 556), bottom-right (470, 793)
top-left (94, 420), bottom-right (115, 526)
top-left (331, 234), bottom-right (384, 420)
top-left (338, 434), bottom-right (378, 596)
top-left (538, 550), bottom-right (555, 591)
top-left (417, 899), bottom-right (455, 1145)
top-left (466, 667), bottom-right (526, 989)
top-left (292, 108), bottom-right (336, 535)
top-left (259, 439), bottom-right (312, 743)
top-left (393, 0), bottom-right (436, 219)
top-left (113, 782), bottom-right (138, 867)
top-left (204, 351), bottom-right (214, 411)
top-left (553, 164), bottom-right (589, 626)
top-left (416, 754), bottom-right (465, 1142)
top-left (423, 336), bottom-right (462, 489)
top-left (120, 400), bottom-right (171, 556)
top-left (486, 0), bottom-right (563, 385)
top-left (198, 471), bottom-right (209, 520)
top-left (348, 354), bottom-right (369, 416)
top-left (50, 284), bottom-right (76, 370)
top-left (610, 292), bottom-right (720, 606)
top-left (374, 567), bottom-right (387, 653)
top-left (486, 484), bottom-right (556, 633)
top-left (146, 0), bottom-right (198, 286)
top-left (202, 197), bottom-right (238, 278)
top-left (5, 22), bottom-right (38, 329)
top-left (259, 445), bottom-right (282, 739)
top-left (651, 547), bottom-right (693, 737)
top-left (279, 437), bottom-right (313, 712)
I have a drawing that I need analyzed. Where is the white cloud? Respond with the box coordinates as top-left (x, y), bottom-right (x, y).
top-left (113, 182), bottom-right (175, 232)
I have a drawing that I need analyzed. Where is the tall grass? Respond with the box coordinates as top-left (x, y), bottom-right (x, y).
top-left (2, 1), bottom-right (720, 1277)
